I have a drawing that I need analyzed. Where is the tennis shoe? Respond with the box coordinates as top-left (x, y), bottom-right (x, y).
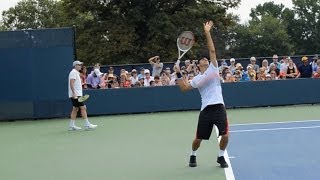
top-left (69, 125), bottom-right (82, 131)
top-left (85, 123), bottom-right (97, 130)
top-left (189, 155), bottom-right (197, 167)
top-left (217, 156), bottom-right (228, 168)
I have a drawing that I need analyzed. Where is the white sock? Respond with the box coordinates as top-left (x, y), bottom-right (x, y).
top-left (69, 119), bottom-right (75, 127)
top-left (218, 150), bottom-right (225, 157)
top-left (191, 150), bottom-right (197, 156)
top-left (84, 119), bottom-right (90, 126)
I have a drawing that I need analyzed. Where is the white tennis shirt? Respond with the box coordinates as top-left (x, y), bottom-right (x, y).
top-left (190, 63), bottom-right (224, 111)
top-left (68, 69), bottom-right (83, 98)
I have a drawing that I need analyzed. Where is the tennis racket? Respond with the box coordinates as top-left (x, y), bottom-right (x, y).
top-left (175, 31), bottom-right (195, 66)
top-left (78, 94), bottom-right (90, 102)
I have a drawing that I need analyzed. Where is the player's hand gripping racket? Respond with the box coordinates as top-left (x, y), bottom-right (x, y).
top-left (175, 31), bottom-right (195, 66)
top-left (78, 94), bottom-right (90, 102)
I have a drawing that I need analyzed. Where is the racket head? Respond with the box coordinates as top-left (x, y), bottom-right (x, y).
top-left (177, 31), bottom-right (195, 52)
top-left (78, 94), bottom-right (90, 102)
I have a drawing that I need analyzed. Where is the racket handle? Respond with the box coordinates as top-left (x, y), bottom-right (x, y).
top-left (176, 59), bottom-right (181, 66)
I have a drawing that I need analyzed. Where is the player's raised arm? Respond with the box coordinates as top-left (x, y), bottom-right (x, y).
top-left (203, 21), bottom-right (218, 68)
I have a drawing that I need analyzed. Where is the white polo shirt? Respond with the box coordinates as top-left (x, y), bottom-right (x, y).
top-left (68, 69), bottom-right (83, 98)
top-left (190, 63), bottom-right (224, 111)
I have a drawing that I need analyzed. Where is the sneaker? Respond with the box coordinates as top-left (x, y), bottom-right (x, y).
top-left (189, 155), bottom-right (197, 167)
top-left (217, 156), bottom-right (228, 168)
top-left (69, 126), bottom-right (82, 131)
top-left (85, 123), bottom-right (97, 130)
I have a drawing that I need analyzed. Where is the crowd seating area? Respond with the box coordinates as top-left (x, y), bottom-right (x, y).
top-left (80, 55), bottom-right (320, 89)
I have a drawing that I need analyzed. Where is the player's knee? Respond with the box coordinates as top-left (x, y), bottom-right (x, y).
top-left (80, 106), bottom-right (86, 110)
top-left (73, 107), bottom-right (79, 112)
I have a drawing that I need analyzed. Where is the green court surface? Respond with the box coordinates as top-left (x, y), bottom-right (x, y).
top-left (0, 104), bottom-right (319, 180)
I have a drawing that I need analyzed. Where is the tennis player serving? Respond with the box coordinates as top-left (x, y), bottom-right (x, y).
top-left (177, 21), bottom-right (229, 168)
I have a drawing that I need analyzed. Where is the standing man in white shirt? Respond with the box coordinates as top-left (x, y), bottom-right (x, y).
top-left (68, 60), bottom-right (97, 131)
top-left (177, 21), bottom-right (229, 168)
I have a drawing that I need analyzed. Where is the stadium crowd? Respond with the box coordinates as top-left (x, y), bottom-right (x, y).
top-left (80, 54), bottom-right (320, 89)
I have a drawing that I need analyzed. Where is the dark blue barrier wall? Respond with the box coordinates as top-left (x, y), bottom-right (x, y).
top-left (0, 28), bottom-right (74, 120)
top-left (84, 78), bottom-right (320, 116)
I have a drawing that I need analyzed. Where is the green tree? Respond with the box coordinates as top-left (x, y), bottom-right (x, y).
top-left (2, 0), bottom-right (64, 30)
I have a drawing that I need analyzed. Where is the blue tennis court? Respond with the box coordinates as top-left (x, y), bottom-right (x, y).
top-left (228, 120), bottom-right (320, 180)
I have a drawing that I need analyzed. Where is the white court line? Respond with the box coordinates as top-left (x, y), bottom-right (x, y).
top-left (215, 126), bottom-right (235, 180)
top-left (230, 125), bottom-right (320, 133)
top-left (231, 119), bottom-right (320, 127)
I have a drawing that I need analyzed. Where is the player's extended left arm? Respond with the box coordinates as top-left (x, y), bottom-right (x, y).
top-left (204, 21), bottom-right (218, 68)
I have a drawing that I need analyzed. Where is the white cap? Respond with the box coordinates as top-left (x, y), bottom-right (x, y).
top-left (144, 69), bottom-right (150, 74)
top-left (250, 57), bottom-right (256, 61)
top-left (273, 54), bottom-right (278, 59)
top-left (94, 69), bottom-right (103, 76)
top-left (73, 60), bottom-right (83, 67)
top-left (266, 74), bottom-right (271, 77)
top-left (230, 58), bottom-right (235, 62)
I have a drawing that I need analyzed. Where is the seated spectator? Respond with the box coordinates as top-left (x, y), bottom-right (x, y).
top-left (286, 59), bottom-right (298, 79)
top-left (160, 71), bottom-right (170, 85)
top-left (224, 72), bottom-right (234, 83)
top-left (143, 69), bottom-right (154, 87)
top-left (148, 55), bottom-right (163, 77)
top-left (256, 72), bottom-right (265, 81)
top-left (313, 67), bottom-right (320, 78)
top-left (130, 69), bottom-right (139, 87)
top-left (188, 73), bottom-right (195, 82)
top-left (311, 55), bottom-right (319, 73)
top-left (164, 67), bottom-right (171, 78)
top-left (262, 59), bottom-right (270, 73)
top-left (87, 69), bottom-right (102, 89)
top-left (259, 67), bottom-right (267, 79)
top-left (79, 66), bottom-right (88, 89)
top-left (297, 56), bottom-right (313, 78)
top-left (270, 70), bottom-right (278, 80)
top-left (280, 57), bottom-right (290, 74)
top-left (219, 59), bottom-right (228, 72)
top-left (247, 65), bottom-right (256, 80)
top-left (119, 72), bottom-right (131, 88)
top-left (234, 70), bottom-right (242, 82)
top-left (153, 75), bottom-right (163, 86)
top-left (138, 67), bottom-right (145, 80)
top-left (265, 74), bottom-right (272, 80)
top-left (270, 54), bottom-right (281, 70)
top-left (150, 80), bottom-right (155, 87)
top-left (268, 63), bottom-right (280, 76)
top-left (279, 72), bottom-right (286, 80)
top-left (108, 66), bottom-right (114, 75)
top-left (229, 58), bottom-right (236, 74)
top-left (250, 56), bottom-right (260, 72)
top-left (137, 77), bottom-right (144, 87)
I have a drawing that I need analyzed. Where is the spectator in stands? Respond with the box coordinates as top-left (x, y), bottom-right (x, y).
top-left (279, 72), bottom-right (286, 80)
top-left (219, 59), bottom-right (228, 72)
top-left (160, 71), bottom-right (170, 86)
top-left (224, 72), bottom-right (234, 83)
top-left (137, 77), bottom-right (144, 87)
top-left (229, 58), bottom-right (236, 74)
top-left (149, 56), bottom-right (163, 77)
top-left (256, 72), bottom-right (265, 81)
top-left (144, 69), bottom-right (154, 87)
top-left (249, 57), bottom-right (260, 72)
top-left (286, 59), bottom-right (298, 79)
top-left (234, 70), bottom-right (242, 82)
top-left (270, 54), bottom-right (281, 69)
top-left (280, 57), bottom-right (290, 74)
top-left (270, 70), bottom-right (278, 80)
top-left (188, 73), bottom-right (195, 82)
top-left (297, 56), bottom-right (313, 78)
top-left (247, 65), bottom-right (256, 81)
top-left (313, 67), bottom-right (320, 78)
top-left (138, 67), bottom-right (145, 80)
top-left (265, 74), bottom-right (272, 81)
top-left (108, 66), bottom-right (114, 75)
top-left (164, 67), bottom-right (171, 78)
top-left (153, 75), bottom-right (163, 86)
top-left (87, 69), bottom-right (102, 89)
top-left (269, 63), bottom-right (280, 76)
top-left (311, 55), bottom-right (319, 72)
top-left (259, 67), bottom-right (267, 78)
top-left (130, 69), bottom-right (139, 87)
top-left (262, 59), bottom-right (270, 73)
top-left (119, 72), bottom-right (131, 88)
top-left (79, 66), bottom-right (88, 89)
top-left (185, 60), bottom-right (191, 71)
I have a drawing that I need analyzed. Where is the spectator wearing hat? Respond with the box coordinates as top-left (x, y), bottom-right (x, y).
top-left (265, 74), bottom-right (272, 81)
top-left (137, 77), bottom-right (145, 87)
top-left (262, 59), bottom-right (270, 74)
top-left (130, 69), bottom-right (139, 87)
top-left (285, 59), bottom-right (298, 79)
top-left (138, 67), bottom-right (145, 80)
top-left (229, 58), bottom-right (236, 74)
top-left (297, 56), bottom-right (313, 78)
top-left (270, 54), bottom-right (281, 69)
top-left (149, 56), bottom-right (163, 77)
top-left (143, 69), bottom-right (154, 87)
top-left (249, 57), bottom-right (260, 73)
top-left (87, 69), bottom-right (102, 89)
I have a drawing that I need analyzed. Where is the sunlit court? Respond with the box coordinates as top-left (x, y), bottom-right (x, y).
top-left (0, 105), bottom-right (319, 180)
